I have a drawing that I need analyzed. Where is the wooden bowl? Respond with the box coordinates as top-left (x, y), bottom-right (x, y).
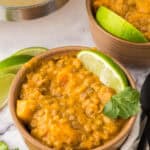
top-left (86, 0), bottom-right (150, 66)
top-left (9, 46), bottom-right (136, 150)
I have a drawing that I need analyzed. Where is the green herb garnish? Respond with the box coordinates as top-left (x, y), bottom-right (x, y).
top-left (103, 87), bottom-right (140, 119)
top-left (0, 141), bottom-right (9, 150)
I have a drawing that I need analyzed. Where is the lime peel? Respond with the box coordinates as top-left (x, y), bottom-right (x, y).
top-left (0, 55), bottom-right (32, 70)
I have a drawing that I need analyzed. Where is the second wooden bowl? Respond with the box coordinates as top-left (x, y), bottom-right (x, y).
top-left (86, 0), bottom-right (150, 66)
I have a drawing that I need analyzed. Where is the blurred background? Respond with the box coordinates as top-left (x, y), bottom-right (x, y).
top-left (0, 0), bottom-right (93, 60)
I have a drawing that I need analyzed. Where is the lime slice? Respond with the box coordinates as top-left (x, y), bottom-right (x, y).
top-left (13, 47), bottom-right (48, 56)
top-left (96, 6), bottom-right (148, 43)
top-left (0, 74), bottom-right (15, 109)
top-left (77, 50), bottom-right (128, 93)
top-left (0, 55), bottom-right (32, 70)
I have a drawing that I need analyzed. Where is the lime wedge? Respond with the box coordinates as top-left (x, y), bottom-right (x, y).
top-left (0, 55), bottom-right (32, 70)
top-left (0, 74), bottom-right (15, 109)
top-left (77, 50), bottom-right (128, 92)
top-left (13, 47), bottom-right (48, 56)
top-left (96, 6), bottom-right (148, 43)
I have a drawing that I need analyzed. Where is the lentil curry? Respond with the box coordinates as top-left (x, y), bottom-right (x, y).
top-left (17, 53), bottom-right (126, 149)
top-left (93, 0), bottom-right (150, 40)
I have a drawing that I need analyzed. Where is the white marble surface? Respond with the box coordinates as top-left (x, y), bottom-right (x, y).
top-left (0, 0), bottom-right (149, 149)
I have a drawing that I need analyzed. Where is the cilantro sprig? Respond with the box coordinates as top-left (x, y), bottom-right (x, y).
top-left (103, 87), bottom-right (140, 119)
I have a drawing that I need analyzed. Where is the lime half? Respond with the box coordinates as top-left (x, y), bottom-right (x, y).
top-left (0, 73), bottom-right (15, 109)
top-left (96, 6), bottom-right (148, 43)
top-left (13, 47), bottom-right (48, 56)
top-left (77, 50), bottom-right (128, 93)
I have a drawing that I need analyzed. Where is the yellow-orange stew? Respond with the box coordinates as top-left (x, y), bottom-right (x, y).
top-left (93, 0), bottom-right (150, 40)
top-left (17, 54), bottom-right (126, 150)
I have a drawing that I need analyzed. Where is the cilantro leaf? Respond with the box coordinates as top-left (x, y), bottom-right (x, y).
top-left (103, 87), bottom-right (140, 119)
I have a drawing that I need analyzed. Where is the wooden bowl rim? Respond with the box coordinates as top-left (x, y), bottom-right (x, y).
top-left (9, 46), bottom-right (136, 150)
top-left (86, 0), bottom-right (150, 46)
